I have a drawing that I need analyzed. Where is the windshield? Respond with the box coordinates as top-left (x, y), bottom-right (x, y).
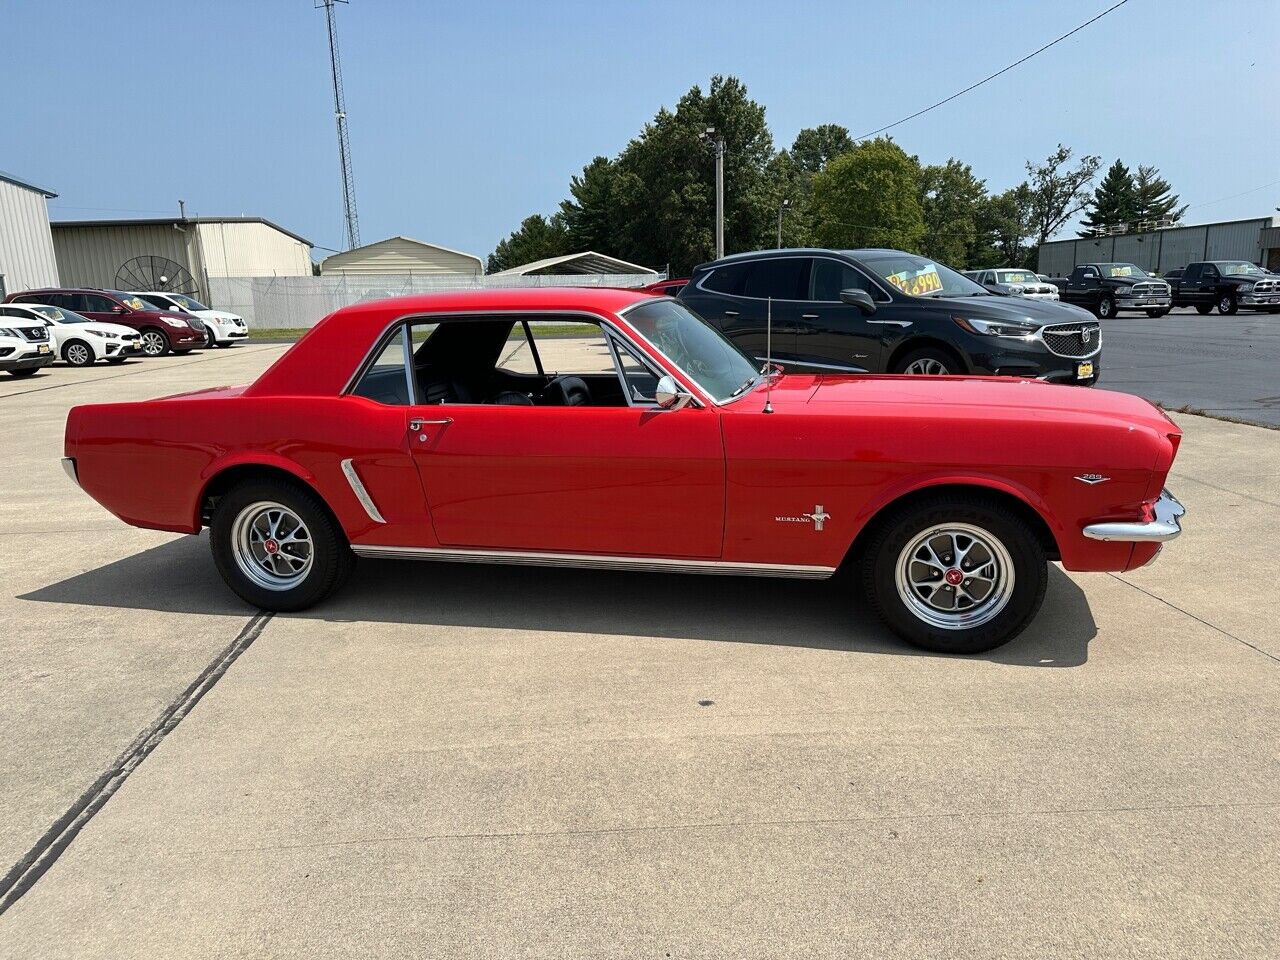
top-left (1217, 261), bottom-right (1267, 277)
top-left (856, 252), bottom-right (987, 298)
top-left (996, 271), bottom-right (1038, 284)
top-left (624, 299), bottom-right (760, 404)
top-left (1099, 263), bottom-right (1147, 278)
top-left (29, 305), bottom-right (90, 324)
top-left (118, 294), bottom-right (159, 311)
top-left (167, 293), bottom-right (210, 311)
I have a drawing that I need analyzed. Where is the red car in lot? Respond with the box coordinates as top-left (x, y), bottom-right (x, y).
top-left (5, 288), bottom-right (206, 356)
top-left (61, 288), bottom-right (1184, 654)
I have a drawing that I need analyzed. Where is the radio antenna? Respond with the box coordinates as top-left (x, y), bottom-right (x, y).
top-left (763, 297), bottom-right (774, 414)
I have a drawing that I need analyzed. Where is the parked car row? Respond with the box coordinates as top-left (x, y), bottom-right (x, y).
top-left (1044, 261), bottom-right (1280, 318)
top-left (0, 287), bottom-right (247, 376)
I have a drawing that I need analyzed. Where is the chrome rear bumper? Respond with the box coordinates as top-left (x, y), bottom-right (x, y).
top-left (1083, 489), bottom-right (1184, 542)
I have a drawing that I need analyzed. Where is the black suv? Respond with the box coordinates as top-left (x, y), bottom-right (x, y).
top-left (677, 249), bottom-right (1101, 384)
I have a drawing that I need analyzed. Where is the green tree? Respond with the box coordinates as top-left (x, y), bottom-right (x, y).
top-left (486, 214), bottom-right (568, 273)
top-left (790, 124), bottom-right (855, 175)
top-left (973, 185), bottom-right (1034, 267)
top-left (1025, 144), bottom-right (1101, 252)
top-left (1078, 159), bottom-right (1138, 236)
top-left (1132, 164), bottom-right (1186, 225)
top-left (918, 159), bottom-right (988, 268)
top-left (809, 138), bottom-right (925, 251)
top-left (558, 156), bottom-right (619, 253)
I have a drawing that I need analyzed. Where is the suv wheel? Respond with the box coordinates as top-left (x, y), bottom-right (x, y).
top-left (62, 340), bottom-right (95, 366)
top-left (1096, 295), bottom-right (1116, 319)
top-left (140, 328), bottom-right (170, 356)
top-left (1217, 294), bottom-right (1238, 315)
top-left (895, 347), bottom-right (956, 376)
top-left (210, 478), bottom-right (354, 611)
top-left (860, 495), bottom-right (1048, 654)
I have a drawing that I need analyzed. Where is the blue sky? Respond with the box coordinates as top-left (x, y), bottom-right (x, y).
top-left (5, 0), bottom-right (1278, 260)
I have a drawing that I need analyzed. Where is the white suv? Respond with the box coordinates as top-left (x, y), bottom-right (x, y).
top-left (0, 316), bottom-right (55, 378)
top-left (0, 303), bottom-right (142, 366)
top-left (135, 292), bottom-right (248, 348)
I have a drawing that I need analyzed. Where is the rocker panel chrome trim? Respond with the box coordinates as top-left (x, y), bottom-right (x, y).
top-left (340, 458), bottom-right (386, 524)
top-left (350, 544), bottom-right (835, 579)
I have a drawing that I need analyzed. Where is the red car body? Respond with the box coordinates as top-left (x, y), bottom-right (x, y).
top-left (63, 287), bottom-right (1183, 648)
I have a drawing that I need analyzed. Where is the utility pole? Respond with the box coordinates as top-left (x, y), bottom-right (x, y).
top-left (702, 127), bottom-right (725, 260)
top-left (776, 199), bottom-right (790, 248)
top-left (317, 0), bottom-right (360, 250)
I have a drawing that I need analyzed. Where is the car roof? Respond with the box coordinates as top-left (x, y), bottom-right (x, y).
top-left (691, 247), bottom-right (913, 273)
top-left (245, 286), bottom-right (659, 399)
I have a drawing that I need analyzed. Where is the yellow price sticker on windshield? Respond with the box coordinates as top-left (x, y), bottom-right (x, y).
top-left (886, 266), bottom-right (943, 297)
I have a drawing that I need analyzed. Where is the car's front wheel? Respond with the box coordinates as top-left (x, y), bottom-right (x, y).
top-left (1218, 294), bottom-right (1238, 315)
top-left (1096, 295), bottom-right (1116, 319)
top-left (210, 477), bottom-right (354, 611)
top-left (62, 339), bottom-right (95, 366)
top-left (860, 494), bottom-right (1048, 654)
top-left (140, 328), bottom-right (170, 356)
top-left (895, 347), bottom-right (957, 376)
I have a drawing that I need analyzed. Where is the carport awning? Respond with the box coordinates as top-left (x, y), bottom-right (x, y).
top-left (492, 251), bottom-right (656, 276)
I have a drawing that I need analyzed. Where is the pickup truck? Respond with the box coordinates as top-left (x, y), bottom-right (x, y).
top-left (1164, 261), bottom-right (1280, 315)
top-left (1046, 263), bottom-right (1171, 319)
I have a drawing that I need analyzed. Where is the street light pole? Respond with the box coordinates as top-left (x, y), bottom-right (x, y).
top-left (777, 199), bottom-right (790, 248)
top-left (704, 127), bottom-right (725, 260)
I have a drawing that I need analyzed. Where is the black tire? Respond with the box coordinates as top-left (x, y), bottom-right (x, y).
top-left (61, 339), bottom-right (95, 366)
top-left (1195, 304), bottom-right (1213, 315)
top-left (893, 346), bottom-right (960, 376)
top-left (140, 328), bottom-right (170, 356)
top-left (205, 330), bottom-right (216, 348)
top-left (8, 368), bottom-right (40, 378)
top-left (1145, 309), bottom-right (1169, 318)
top-left (859, 494), bottom-right (1048, 654)
top-left (210, 477), bottom-right (354, 612)
top-left (1095, 295), bottom-right (1116, 319)
top-left (1217, 293), bottom-right (1238, 315)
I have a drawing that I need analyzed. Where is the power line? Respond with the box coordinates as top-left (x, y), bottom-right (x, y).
top-left (854, 0), bottom-right (1131, 141)
top-left (1183, 179), bottom-right (1280, 212)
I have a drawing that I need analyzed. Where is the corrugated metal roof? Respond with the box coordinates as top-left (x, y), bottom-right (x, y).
top-left (493, 251), bottom-right (654, 276)
top-left (0, 169), bottom-right (57, 198)
top-left (321, 235), bottom-right (483, 271)
top-left (50, 215), bottom-right (311, 246)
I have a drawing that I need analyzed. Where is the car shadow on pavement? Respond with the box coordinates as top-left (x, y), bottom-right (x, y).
top-left (19, 534), bottom-right (1095, 667)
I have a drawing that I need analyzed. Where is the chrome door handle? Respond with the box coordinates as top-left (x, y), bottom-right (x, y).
top-left (409, 417), bottom-right (452, 431)
top-left (801, 313), bottom-right (819, 319)
top-left (723, 310), bottom-right (739, 316)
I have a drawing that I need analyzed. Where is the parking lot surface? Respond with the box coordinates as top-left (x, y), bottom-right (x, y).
top-left (1094, 307), bottom-right (1280, 428)
top-left (1, 347), bottom-right (1277, 958)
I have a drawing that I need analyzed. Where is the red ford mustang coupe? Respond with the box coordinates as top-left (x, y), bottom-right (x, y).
top-left (62, 288), bottom-right (1185, 654)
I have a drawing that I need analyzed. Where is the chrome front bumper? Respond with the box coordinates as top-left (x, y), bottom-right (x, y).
top-left (1083, 489), bottom-right (1184, 542)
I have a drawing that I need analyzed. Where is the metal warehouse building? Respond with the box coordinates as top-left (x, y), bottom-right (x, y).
top-left (0, 170), bottom-right (60, 298)
top-left (1038, 216), bottom-right (1280, 276)
top-left (51, 216), bottom-right (314, 303)
top-left (320, 236), bottom-right (482, 276)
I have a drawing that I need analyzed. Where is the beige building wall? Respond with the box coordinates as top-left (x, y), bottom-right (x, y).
top-left (0, 178), bottom-right (60, 294)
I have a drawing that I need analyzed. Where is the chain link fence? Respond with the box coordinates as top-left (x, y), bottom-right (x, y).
top-left (206, 272), bottom-right (664, 329)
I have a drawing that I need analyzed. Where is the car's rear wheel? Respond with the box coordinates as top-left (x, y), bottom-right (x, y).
top-left (1096, 295), bottom-right (1116, 319)
top-left (1217, 294), bottom-right (1238, 315)
top-left (211, 478), bottom-right (354, 611)
top-left (860, 494), bottom-right (1048, 654)
top-left (895, 347), bottom-right (958, 376)
top-left (140, 328), bottom-right (170, 356)
top-left (62, 339), bottom-right (95, 366)
top-left (1195, 304), bottom-right (1213, 315)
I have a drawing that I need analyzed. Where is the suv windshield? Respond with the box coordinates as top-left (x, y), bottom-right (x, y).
top-left (1217, 261), bottom-right (1267, 277)
top-left (1099, 263), bottom-right (1147, 278)
top-left (167, 293), bottom-right (210, 311)
top-left (30, 305), bottom-right (90, 324)
top-left (624, 299), bottom-right (759, 403)
top-left (996, 271), bottom-right (1038, 284)
top-left (856, 252), bottom-right (987, 298)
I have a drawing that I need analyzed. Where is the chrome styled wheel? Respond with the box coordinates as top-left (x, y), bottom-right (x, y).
top-left (141, 330), bottom-right (167, 356)
top-left (231, 501), bottom-right (313, 591)
top-left (894, 522), bottom-right (1015, 631)
top-left (904, 357), bottom-right (949, 375)
top-left (64, 341), bottom-right (93, 366)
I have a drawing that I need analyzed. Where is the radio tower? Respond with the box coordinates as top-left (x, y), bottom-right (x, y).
top-left (317, 0), bottom-right (360, 249)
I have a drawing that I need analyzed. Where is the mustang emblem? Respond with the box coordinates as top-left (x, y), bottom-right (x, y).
top-left (1074, 474), bottom-right (1111, 485)
top-left (775, 505), bottom-right (831, 531)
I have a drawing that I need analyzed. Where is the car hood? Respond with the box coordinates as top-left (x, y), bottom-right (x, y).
top-left (194, 310), bottom-right (241, 321)
top-left (80, 322), bottom-right (137, 337)
top-left (802, 373), bottom-right (1175, 433)
top-left (930, 295), bottom-right (1093, 325)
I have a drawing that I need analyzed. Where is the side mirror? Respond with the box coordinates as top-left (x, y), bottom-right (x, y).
top-left (654, 374), bottom-right (693, 410)
top-left (112, 305), bottom-right (127, 314)
top-left (839, 288), bottom-right (876, 314)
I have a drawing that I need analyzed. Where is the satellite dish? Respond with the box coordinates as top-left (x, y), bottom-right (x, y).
top-left (115, 256), bottom-right (199, 295)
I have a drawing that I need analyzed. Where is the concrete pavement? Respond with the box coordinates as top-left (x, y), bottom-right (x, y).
top-left (0, 345), bottom-right (1276, 958)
